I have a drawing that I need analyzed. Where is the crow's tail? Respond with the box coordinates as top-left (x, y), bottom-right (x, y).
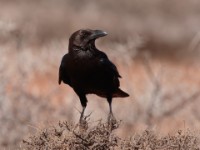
top-left (113, 88), bottom-right (129, 98)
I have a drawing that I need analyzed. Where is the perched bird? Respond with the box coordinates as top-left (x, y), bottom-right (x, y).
top-left (59, 29), bottom-right (129, 123)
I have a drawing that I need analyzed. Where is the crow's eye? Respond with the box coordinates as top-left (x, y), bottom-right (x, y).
top-left (82, 33), bottom-right (87, 37)
top-left (81, 32), bottom-right (89, 38)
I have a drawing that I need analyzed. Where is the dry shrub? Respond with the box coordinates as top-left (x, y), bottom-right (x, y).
top-left (22, 120), bottom-right (120, 150)
top-left (22, 119), bottom-right (200, 150)
top-left (121, 130), bottom-right (199, 150)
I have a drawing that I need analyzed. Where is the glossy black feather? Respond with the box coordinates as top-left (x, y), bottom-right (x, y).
top-left (59, 29), bottom-right (129, 109)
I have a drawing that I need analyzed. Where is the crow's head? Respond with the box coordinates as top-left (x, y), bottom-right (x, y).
top-left (69, 29), bottom-right (107, 52)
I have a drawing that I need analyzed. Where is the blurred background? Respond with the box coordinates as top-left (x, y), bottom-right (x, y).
top-left (1, 0), bottom-right (200, 149)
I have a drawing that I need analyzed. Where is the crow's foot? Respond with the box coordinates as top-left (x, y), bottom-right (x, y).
top-left (107, 113), bottom-right (119, 131)
top-left (79, 112), bottom-right (92, 131)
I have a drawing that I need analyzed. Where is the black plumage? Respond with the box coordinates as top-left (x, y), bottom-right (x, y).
top-left (59, 29), bottom-right (129, 123)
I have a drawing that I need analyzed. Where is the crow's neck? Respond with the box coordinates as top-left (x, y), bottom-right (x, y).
top-left (87, 42), bottom-right (97, 52)
top-left (71, 45), bottom-right (85, 52)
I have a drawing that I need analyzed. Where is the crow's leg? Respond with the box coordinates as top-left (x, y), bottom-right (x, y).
top-left (80, 106), bottom-right (86, 120)
top-left (77, 93), bottom-right (88, 124)
top-left (107, 95), bottom-right (116, 123)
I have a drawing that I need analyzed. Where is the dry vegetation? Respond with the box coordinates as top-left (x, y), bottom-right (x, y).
top-left (22, 120), bottom-right (200, 149)
top-left (1, 0), bottom-right (200, 149)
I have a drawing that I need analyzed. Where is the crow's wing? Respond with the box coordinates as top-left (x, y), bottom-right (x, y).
top-left (98, 56), bottom-right (121, 89)
top-left (58, 64), bottom-right (64, 84)
top-left (58, 54), bottom-right (71, 85)
top-left (98, 57), bottom-right (121, 78)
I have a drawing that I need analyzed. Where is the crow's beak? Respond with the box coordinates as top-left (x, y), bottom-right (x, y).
top-left (89, 30), bottom-right (108, 40)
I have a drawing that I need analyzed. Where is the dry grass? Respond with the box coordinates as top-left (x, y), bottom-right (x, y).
top-left (22, 119), bottom-right (200, 150)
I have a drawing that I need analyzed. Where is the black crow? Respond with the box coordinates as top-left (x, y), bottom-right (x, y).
top-left (59, 29), bottom-right (129, 123)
